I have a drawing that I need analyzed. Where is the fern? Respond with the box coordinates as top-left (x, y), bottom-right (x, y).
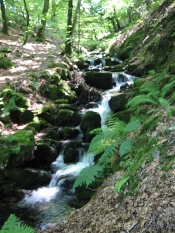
top-left (140, 81), bottom-right (159, 94)
top-left (161, 80), bottom-right (175, 97)
top-left (0, 214), bottom-right (35, 233)
top-left (74, 115), bottom-right (140, 189)
top-left (73, 165), bottom-right (103, 188)
top-left (114, 176), bottom-right (129, 193)
top-left (119, 138), bottom-right (133, 157)
top-left (127, 94), bottom-right (157, 108)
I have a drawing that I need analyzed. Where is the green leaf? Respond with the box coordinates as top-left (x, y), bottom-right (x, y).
top-left (125, 119), bottom-right (140, 132)
top-left (114, 177), bottom-right (129, 193)
top-left (0, 214), bottom-right (35, 233)
top-left (73, 165), bottom-right (103, 189)
top-left (119, 138), bottom-right (133, 157)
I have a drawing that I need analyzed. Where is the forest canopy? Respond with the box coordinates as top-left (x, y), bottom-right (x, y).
top-left (0, 0), bottom-right (163, 54)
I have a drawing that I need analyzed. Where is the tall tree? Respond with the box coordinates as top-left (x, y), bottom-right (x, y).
top-left (36, 0), bottom-right (50, 41)
top-left (65, 0), bottom-right (73, 55)
top-left (0, 0), bottom-right (8, 34)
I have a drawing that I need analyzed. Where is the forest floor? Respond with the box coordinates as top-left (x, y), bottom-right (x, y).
top-left (1, 28), bottom-right (175, 233)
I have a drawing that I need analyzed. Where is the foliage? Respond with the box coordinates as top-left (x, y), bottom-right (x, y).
top-left (73, 114), bottom-right (140, 188)
top-left (0, 53), bottom-right (14, 69)
top-left (0, 214), bottom-right (35, 233)
top-left (0, 130), bottom-right (34, 168)
top-left (73, 165), bottom-right (103, 189)
top-left (0, 89), bottom-right (30, 117)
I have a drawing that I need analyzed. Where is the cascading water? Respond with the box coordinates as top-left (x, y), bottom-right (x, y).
top-left (14, 56), bottom-right (137, 229)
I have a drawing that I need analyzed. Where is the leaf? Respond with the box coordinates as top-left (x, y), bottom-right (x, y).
top-left (73, 165), bottom-right (103, 189)
top-left (0, 214), bottom-right (35, 233)
top-left (114, 177), bottom-right (129, 193)
top-left (125, 119), bottom-right (140, 132)
top-left (119, 138), bottom-right (133, 157)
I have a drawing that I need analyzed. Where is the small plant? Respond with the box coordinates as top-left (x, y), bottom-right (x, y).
top-left (0, 53), bottom-right (14, 69)
top-left (0, 214), bottom-right (35, 233)
top-left (73, 114), bottom-right (140, 189)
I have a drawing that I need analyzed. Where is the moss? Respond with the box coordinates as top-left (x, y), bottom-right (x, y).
top-left (0, 53), bottom-right (14, 69)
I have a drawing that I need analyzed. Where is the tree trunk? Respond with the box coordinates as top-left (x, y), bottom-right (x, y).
top-left (0, 0), bottom-right (8, 34)
top-left (23, 0), bottom-right (30, 45)
top-left (65, 0), bottom-right (73, 55)
top-left (72, 0), bottom-right (81, 36)
top-left (36, 0), bottom-right (50, 42)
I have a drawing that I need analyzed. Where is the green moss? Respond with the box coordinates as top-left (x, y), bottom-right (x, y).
top-left (0, 53), bottom-right (14, 69)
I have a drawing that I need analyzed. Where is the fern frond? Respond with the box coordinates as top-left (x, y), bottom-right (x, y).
top-left (98, 138), bottom-right (122, 165)
top-left (119, 138), bottom-right (133, 157)
top-left (88, 128), bottom-right (116, 155)
top-left (0, 214), bottom-right (35, 233)
top-left (127, 95), bottom-right (157, 108)
top-left (161, 80), bottom-right (175, 97)
top-left (73, 165), bottom-right (103, 188)
top-left (114, 176), bottom-right (129, 193)
top-left (107, 113), bottom-right (126, 132)
top-left (124, 119), bottom-right (140, 132)
top-left (140, 81), bottom-right (159, 94)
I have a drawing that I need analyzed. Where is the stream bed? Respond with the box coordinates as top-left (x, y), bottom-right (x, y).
top-left (0, 55), bottom-right (137, 230)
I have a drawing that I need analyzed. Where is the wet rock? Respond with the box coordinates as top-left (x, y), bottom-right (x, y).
top-left (63, 126), bottom-right (79, 139)
top-left (80, 111), bottom-right (101, 142)
top-left (0, 168), bottom-right (51, 190)
top-left (64, 141), bottom-right (82, 163)
top-left (56, 109), bottom-right (81, 127)
top-left (29, 139), bottom-right (62, 169)
top-left (85, 72), bottom-right (113, 90)
top-left (109, 93), bottom-right (131, 112)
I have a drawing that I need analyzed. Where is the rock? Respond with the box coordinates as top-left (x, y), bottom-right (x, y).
top-left (85, 72), bottom-right (113, 90)
top-left (80, 111), bottom-right (101, 142)
top-left (6, 130), bottom-right (35, 169)
top-left (56, 109), bottom-right (81, 127)
top-left (109, 93), bottom-right (130, 112)
top-left (0, 168), bottom-right (51, 190)
top-left (31, 139), bottom-right (62, 169)
top-left (63, 126), bottom-right (79, 139)
top-left (64, 141), bottom-right (82, 163)
top-left (46, 129), bottom-right (62, 140)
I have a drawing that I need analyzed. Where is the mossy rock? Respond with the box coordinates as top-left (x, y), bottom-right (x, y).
top-left (46, 129), bottom-right (62, 140)
top-left (117, 46), bottom-right (134, 61)
top-left (63, 126), bottom-right (79, 139)
top-left (6, 130), bottom-right (35, 168)
top-left (55, 99), bottom-right (69, 104)
top-left (31, 140), bottom-right (62, 169)
top-left (57, 104), bottom-right (79, 112)
top-left (1, 88), bottom-right (30, 109)
top-left (0, 168), bottom-right (51, 190)
top-left (80, 111), bottom-right (101, 132)
top-left (50, 73), bottom-right (61, 84)
top-left (38, 71), bottom-right (51, 79)
top-left (108, 93), bottom-right (131, 112)
top-left (114, 110), bottom-right (132, 123)
top-left (56, 109), bottom-right (81, 127)
top-left (64, 141), bottom-right (82, 163)
top-left (85, 72), bottom-right (113, 90)
top-left (0, 53), bottom-right (14, 69)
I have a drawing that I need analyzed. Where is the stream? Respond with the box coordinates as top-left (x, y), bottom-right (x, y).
top-left (1, 55), bottom-right (137, 230)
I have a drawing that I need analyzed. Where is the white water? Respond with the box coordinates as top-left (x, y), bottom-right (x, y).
top-left (21, 151), bottom-right (94, 205)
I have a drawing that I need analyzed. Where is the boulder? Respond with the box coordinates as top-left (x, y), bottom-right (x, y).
top-left (63, 126), bottom-right (79, 139)
top-left (109, 93), bottom-right (131, 112)
top-left (6, 130), bottom-right (35, 169)
top-left (10, 109), bottom-right (34, 124)
top-left (85, 72), bottom-right (113, 90)
top-left (80, 111), bottom-right (101, 142)
top-left (30, 139), bottom-right (62, 169)
top-left (64, 141), bottom-right (82, 163)
top-left (0, 168), bottom-right (51, 190)
top-left (56, 109), bottom-right (81, 127)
